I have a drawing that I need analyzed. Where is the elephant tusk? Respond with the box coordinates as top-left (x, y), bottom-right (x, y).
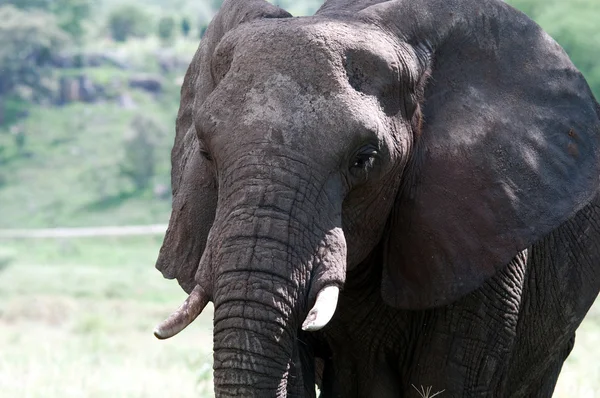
top-left (302, 285), bottom-right (340, 332)
top-left (154, 285), bottom-right (209, 340)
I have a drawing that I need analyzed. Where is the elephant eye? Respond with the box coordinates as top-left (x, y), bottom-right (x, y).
top-left (350, 146), bottom-right (378, 173)
top-left (352, 154), bottom-right (375, 169)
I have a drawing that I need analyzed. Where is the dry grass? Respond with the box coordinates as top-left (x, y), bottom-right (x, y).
top-left (412, 384), bottom-right (445, 397)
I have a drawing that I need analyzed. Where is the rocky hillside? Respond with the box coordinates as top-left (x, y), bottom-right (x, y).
top-left (0, 0), bottom-right (327, 229)
top-left (0, 37), bottom-right (196, 228)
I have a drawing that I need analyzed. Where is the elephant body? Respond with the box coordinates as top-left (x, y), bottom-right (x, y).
top-left (153, 0), bottom-right (600, 396)
top-left (321, 196), bottom-right (600, 396)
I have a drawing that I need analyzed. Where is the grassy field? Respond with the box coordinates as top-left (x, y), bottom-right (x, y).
top-left (0, 237), bottom-right (214, 398)
top-left (0, 236), bottom-right (598, 397)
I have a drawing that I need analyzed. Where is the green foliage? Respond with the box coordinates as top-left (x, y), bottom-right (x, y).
top-left (0, 92), bottom-right (176, 228)
top-left (158, 16), bottom-right (176, 42)
top-left (1, 0), bottom-right (91, 40)
top-left (120, 114), bottom-right (165, 192)
top-left (53, 0), bottom-right (91, 40)
top-left (0, 5), bottom-right (68, 98)
top-left (0, 96), bottom-right (29, 128)
top-left (199, 24), bottom-right (208, 39)
top-left (506, 0), bottom-right (600, 98)
top-left (107, 4), bottom-right (152, 42)
top-left (181, 17), bottom-right (191, 37)
top-left (0, 0), bottom-right (45, 7)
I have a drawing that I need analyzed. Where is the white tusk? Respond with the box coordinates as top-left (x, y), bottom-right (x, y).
top-left (302, 285), bottom-right (340, 332)
top-left (154, 285), bottom-right (209, 340)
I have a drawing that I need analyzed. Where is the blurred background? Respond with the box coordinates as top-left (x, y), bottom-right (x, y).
top-left (0, 0), bottom-right (598, 396)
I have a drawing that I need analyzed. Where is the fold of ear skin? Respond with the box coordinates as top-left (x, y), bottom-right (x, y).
top-left (155, 0), bottom-right (291, 294)
top-left (323, 0), bottom-right (600, 308)
top-left (155, 134), bottom-right (217, 294)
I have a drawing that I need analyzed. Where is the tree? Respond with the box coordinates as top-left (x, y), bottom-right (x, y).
top-left (0, 0), bottom-right (49, 9)
top-left (158, 16), bottom-right (176, 43)
top-left (506, 0), bottom-right (600, 99)
top-left (199, 24), bottom-right (208, 39)
top-left (107, 5), bottom-right (152, 42)
top-left (120, 115), bottom-right (164, 192)
top-left (0, 0), bottom-right (91, 41)
top-left (0, 5), bottom-right (69, 98)
top-left (181, 17), bottom-right (191, 37)
top-left (53, 0), bottom-right (91, 40)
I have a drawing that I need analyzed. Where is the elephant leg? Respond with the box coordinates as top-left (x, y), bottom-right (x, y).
top-left (507, 198), bottom-right (600, 396)
top-left (369, 357), bottom-right (402, 398)
top-left (404, 251), bottom-right (529, 397)
top-left (317, 358), bottom-right (337, 398)
top-left (318, 353), bottom-right (357, 398)
top-left (523, 336), bottom-right (575, 398)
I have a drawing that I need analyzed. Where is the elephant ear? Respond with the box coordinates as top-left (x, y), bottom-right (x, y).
top-left (355, 0), bottom-right (600, 308)
top-left (155, 0), bottom-right (291, 294)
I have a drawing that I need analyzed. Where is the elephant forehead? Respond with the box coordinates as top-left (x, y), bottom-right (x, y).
top-left (241, 73), bottom-right (351, 141)
top-left (228, 18), bottom-right (404, 81)
top-left (207, 71), bottom-right (381, 150)
top-left (199, 19), bottom-right (399, 147)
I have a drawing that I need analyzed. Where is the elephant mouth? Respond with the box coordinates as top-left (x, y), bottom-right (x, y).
top-left (155, 196), bottom-right (348, 341)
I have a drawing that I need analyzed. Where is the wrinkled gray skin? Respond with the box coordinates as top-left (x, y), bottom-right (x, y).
top-left (155, 0), bottom-right (600, 396)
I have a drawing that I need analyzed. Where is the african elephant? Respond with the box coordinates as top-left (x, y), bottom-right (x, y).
top-left (153, 0), bottom-right (600, 396)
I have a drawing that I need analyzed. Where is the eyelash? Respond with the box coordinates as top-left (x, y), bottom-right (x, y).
top-left (352, 153), bottom-right (376, 169)
top-left (350, 145), bottom-right (379, 173)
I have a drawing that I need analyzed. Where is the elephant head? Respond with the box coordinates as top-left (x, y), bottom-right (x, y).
top-left (154, 0), bottom-right (600, 396)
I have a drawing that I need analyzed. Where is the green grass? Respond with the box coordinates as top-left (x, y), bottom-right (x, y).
top-left (0, 236), bottom-right (214, 398)
top-left (0, 95), bottom-right (176, 228)
top-left (0, 236), bottom-right (598, 397)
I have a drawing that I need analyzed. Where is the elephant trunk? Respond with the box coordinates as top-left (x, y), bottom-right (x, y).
top-left (212, 287), bottom-right (320, 397)
top-left (209, 171), bottom-right (346, 397)
top-left (156, 160), bottom-right (347, 396)
top-left (211, 265), bottom-right (299, 397)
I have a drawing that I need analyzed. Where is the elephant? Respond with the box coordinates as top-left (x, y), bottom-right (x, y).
top-left (153, 0), bottom-right (600, 396)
